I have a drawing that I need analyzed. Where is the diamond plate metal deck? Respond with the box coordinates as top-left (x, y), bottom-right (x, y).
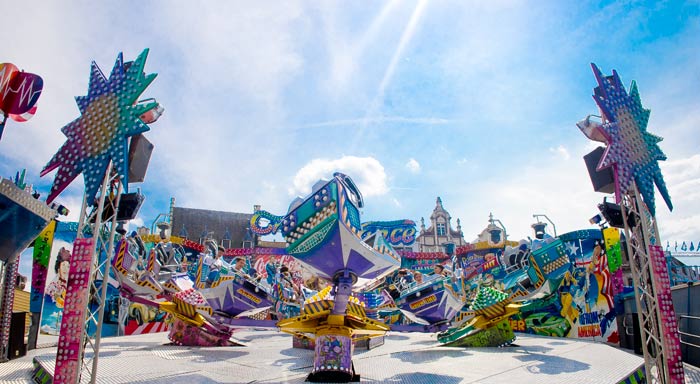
top-left (1, 330), bottom-right (684, 383)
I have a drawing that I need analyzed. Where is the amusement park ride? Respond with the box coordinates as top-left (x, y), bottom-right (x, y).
top-left (0, 49), bottom-right (687, 384)
top-left (577, 64), bottom-right (684, 383)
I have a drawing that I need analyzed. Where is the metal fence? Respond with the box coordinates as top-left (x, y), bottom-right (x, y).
top-left (672, 284), bottom-right (700, 367)
top-left (679, 315), bottom-right (700, 348)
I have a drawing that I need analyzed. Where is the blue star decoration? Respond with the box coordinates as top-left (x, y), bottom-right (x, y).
top-left (590, 63), bottom-right (672, 216)
top-left (565, 241), bottom-right (580, 258)
top-left (41, 49), bottom-right (158, 204)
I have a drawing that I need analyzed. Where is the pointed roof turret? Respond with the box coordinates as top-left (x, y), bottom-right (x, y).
top-left (244, 227), bottom-right (253, 242)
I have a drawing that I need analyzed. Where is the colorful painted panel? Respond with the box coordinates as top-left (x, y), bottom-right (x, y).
top-left (54, 237), bottom-right (94, 383)
top-left (40, 223), bottom-right (166, 338)
top-left (280, 173), bottom-right (399, 280)
top-left (313, 334), bottom-right (353, 374)
top-left (398, 250), bottom-right (451, 274)
top-left (39, 222), bottom-right (78, 336)
top-left (603, 227), bottom-right (623, 273)
top-left (510, 230), bottom-right (619, 343)
top-left (361, 220), bottom-right (417, 247)
top-left (457, 247), bottom-right (505, 281)
top-left (30, 220), bottom-right (55, 313)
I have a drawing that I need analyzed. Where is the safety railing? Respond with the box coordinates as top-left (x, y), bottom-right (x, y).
top-left (679, 315), bottom-right (700, 357)
top-left (668, 264), bottom-right (700, 287)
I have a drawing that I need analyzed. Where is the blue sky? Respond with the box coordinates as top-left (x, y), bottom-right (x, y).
top-left (2, 1), bottom-right (699, 260)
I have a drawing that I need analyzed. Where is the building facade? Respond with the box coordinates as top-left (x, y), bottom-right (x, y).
top-left (415, 197), bottom-right (467, 253)
top-left (171, 206), bottom-right (256, 249)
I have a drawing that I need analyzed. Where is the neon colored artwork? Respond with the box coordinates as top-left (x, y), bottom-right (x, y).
top-left (0, 62), bottom-right (43, 139)
top-left (590, 63), bottom-right (672, 216)
top-left (361, 220), bottom-right (417, 246)
top-left (41, 49), bottom-right (158, 203)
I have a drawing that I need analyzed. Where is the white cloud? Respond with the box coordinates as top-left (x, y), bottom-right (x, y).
top-left (549, 145), bottom-right (571, 160)
top-left (319, 0), bottom-right (400, 93)
top-left (290, 156), bottom-right (389, 198)
top-left (2, 2), bottom-right (698, 263)
top-left (127, 217), bottom-right (146, 232)
top-left (446, 149), bottom-right (700, 246)
top-left (405, 158), bottom-right (421, 173)
top-left (302, 116), bottom-right (450, 128)
top-left (448, 142), bottom-right (606, 242)
top-left (660, 154), bottom-right (700, 186)
top-left (53, 193), bottom-right (85, 223)
top-left (656, 155), bottom-right (700, 242)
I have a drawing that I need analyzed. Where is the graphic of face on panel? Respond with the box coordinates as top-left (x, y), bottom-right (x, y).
top-left (40, 227), bottom-right (77, 335)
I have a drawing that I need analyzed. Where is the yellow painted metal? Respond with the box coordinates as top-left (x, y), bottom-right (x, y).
top-left (158, 301), bottom-right (206, 327)
top-left (461, 303), bottom-right (521, 330)
top-left (278, 299), bottom-right (390, 340)
top-left (327, 314), bottom-right (345, 326)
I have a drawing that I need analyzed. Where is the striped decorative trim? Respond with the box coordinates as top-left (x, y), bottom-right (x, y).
top-left (113, 239), bottom-right (130, 275)
top-left (529, 254), bottom-right (545, 288)
top-left (453, 309), bottom-right (475, 324)
top-left (303, 299), bottom-right (333, 316)
top-left (347, 302), bottom-right (366, 319)
top-left (163, 280), bottom-right (181, 293)
top-left (474, 302), bottom-right (507, 319)
top-left (617, 365), bottom-right (645, 384)
top-left (210, 275), bottom-right (235, 288)
top-left (32, 358), bottom-right (53, 384)
top-left (136, 277), bottom-right (160, 292)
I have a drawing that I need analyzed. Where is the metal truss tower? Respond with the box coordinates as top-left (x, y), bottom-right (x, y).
top-left (53, 166), bottom-right (123, 384)
top-left (622, 184), bottom-right (684, 383)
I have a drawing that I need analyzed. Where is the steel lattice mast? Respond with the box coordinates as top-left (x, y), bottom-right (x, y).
top-left (41, 49), bottom-right (160, 384)
top-left (622, 184), bottom-right (684, 382)
top-left (51, 166), bottom-right (123, 383)
top-left (578, 64), bottom-right (683, 383)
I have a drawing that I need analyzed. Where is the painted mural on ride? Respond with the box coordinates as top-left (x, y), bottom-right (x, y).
top-left (448, 226), bottom-right (622, 344)
top-left (23, 200), bottom-right (627, 347)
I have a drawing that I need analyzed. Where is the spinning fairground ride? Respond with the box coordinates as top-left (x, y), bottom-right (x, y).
top-left (0, 49), bottom-right (682, 383)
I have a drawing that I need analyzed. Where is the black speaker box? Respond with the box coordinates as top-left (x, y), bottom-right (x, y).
top-left (116, 192), bottom-right (145, 221)
top-left (94, 192), bottom-right (145, 222)
top-left (8, 312), bottom-right (27, 360)
top-left (584, 147), bottom-right (615, 193)
top-left (128, 134), bottom-right (154, 183)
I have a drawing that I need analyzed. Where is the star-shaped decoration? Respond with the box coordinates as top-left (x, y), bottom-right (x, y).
top-left (590, 63), bottom-right (672, 216)
top-left (565, 241), bottom-right (580, 258)
top-left (41, 49), bottom-right (158, 204)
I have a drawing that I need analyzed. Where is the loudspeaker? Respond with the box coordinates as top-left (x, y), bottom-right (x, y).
top-left (128, 134), bottom-right (154, 183)
top-left (584, 147), bottom-right (615, 193)
top-left (8, 312), bottom-right (27, 360)
top-left (116, 192), bottom-right (145, 221)
top-left (94, 192), bottom-right (144, 222)
top-left (598, 201), bottom-right (636, 229)
top-left (632, 314), bottom-right (642, 355)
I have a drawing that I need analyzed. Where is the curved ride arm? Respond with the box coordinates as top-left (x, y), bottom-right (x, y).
top-left (250, 210), bottom-right (284, 235)
top-left (334, 172), bottom-right (364, 208)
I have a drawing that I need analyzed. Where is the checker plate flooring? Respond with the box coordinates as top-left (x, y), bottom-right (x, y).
top-left (0, 330), bottom-right (664, 383)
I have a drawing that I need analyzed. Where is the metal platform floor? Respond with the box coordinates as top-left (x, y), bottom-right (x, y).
top-left (0, 329), bottom-right (665, 383)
